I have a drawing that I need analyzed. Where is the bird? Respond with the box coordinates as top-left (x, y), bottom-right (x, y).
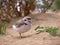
top-left (12, 16), bottom-right (32, 38)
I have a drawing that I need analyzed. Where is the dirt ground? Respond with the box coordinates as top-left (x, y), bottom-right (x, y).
top-left (0, 11), bottom-right (60, 45)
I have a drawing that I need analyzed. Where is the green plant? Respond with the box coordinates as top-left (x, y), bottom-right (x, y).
top-left (35, 26), bottom-right (44, 30)
top-left (51, 0), bottom-right (60, 11)
top-left (45, 27), bottom-right (59, 36)
top-left (0, 22), bottom-right (7, 34)
top-left (35, 26), bottom-right (44, 33)
top-left (35, 26), bottom-right (59, 36)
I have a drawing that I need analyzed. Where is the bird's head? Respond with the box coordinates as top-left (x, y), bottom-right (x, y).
top-left (22, 16), bottom-right (32, 24)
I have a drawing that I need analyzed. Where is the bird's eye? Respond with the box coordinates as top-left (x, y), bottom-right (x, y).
top-left (24, 19), bottom-right (26, 21)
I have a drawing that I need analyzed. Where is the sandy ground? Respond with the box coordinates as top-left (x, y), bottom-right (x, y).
top-left (0, 11), bottom-right (60, 45)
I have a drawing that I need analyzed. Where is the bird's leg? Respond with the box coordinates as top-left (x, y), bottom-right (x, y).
top-left (19, 33), bottom-right (22, 38)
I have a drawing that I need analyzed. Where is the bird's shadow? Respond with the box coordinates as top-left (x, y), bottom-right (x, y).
top-left (13, 32), bottom-right (40, 39)
top-left (21, 33), bottom-right (40, 39)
